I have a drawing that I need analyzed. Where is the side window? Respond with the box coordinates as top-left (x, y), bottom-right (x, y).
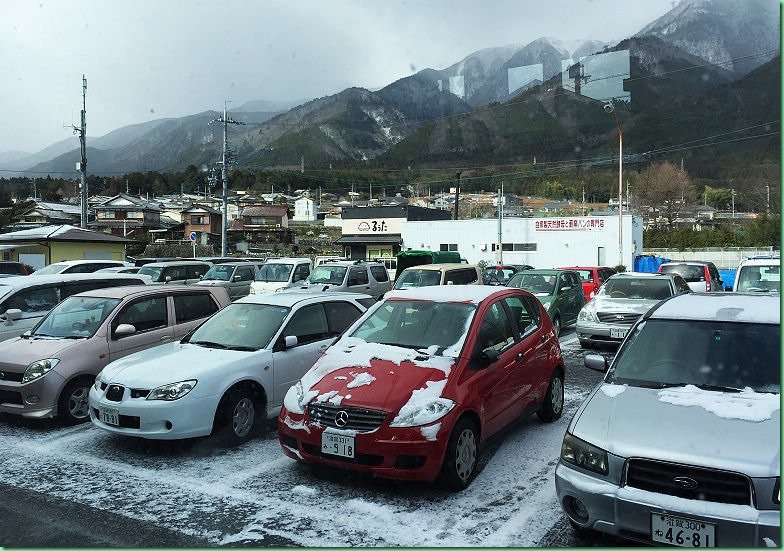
top-left (60, 282), bottom-right (104, 299)
top-left (369, 266), bottom-right (388, 282)
top-left (324, 301), bottom-right (363, 335)
top-left (477, 301), bottom-right (515, 353)
top-left (173, 293), bottom-right (219, 323)
top-left (165, 266), bottom-right (187, 281)
top-left (293, 264), bottom-right (310, 282)
top-left (348, 267), bottom-right (368, 286)
top-left (113, 296), bottom-right (168, 334)
top-left (64, 263), bottom-right (97, 274)
top-left (570, 273), bottom-right (581, 288)
top-left (4, 286), bottom-right (60, 316)
top-left (237, 266), bottom-right (255, 282)
top-left (503, 295), bottom-right (540, 338)
top-left (282, 304), bottom-right (329, 345)
top-left (445, 269), bottom-right (476, 285)
top-left (675, 275), bottom-right (691, 294)
top-left (186, 264), bottom-right (207, 279)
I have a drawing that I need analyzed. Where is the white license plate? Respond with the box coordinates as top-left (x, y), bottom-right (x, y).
top-left (651, 514), bottom-right (716, 547)
top-left (322, 432), bottom-right (355, 458)
top-left (610, 327), bottom-right (628, 339)
top-left (99, 407), bottom-right (119, 426)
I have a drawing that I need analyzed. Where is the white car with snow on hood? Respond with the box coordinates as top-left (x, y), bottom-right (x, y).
top-left (89, 292), bottom-right (373, 445)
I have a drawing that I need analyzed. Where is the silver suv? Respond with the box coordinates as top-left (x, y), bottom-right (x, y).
top-left (283, 260), bottom-right (392, 300)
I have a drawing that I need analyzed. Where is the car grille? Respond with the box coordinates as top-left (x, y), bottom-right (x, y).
top-left (597, 312), bottom-right (641, 325)
top-left (105, 385), bottom-right (125, 402)
top-left (307, 403), bottom-right (387, 432)
top-left (625, 458), bottom-right (752, 505)
top-left (0, 370), bottom-right (24, 383)
top-left (0, 390), bottom-right (23, 405)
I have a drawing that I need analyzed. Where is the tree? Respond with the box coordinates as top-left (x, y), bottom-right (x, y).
top-left (635, 161), bottom-right (696, 230)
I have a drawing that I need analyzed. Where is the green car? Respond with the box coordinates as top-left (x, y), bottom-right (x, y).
top-left (506, 269), bottom-right (585, 336)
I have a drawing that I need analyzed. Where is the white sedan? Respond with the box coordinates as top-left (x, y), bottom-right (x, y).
top-left (88, 292), bottom-right (374, 445)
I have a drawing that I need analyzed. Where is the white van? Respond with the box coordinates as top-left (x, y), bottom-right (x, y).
top-left (733, 256), bottom-right (780, 294)
top-left (250, 258), bottom-right (312, 295)
top-left (0, 273), bottom-right (149, 342)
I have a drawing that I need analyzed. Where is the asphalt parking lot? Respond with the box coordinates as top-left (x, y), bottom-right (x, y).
top-left (0, 329), bottom-right (629, 548)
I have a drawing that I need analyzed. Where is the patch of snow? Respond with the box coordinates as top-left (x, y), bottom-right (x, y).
top-left (346, 371), bottom-right (376, 388)
top-left (327, 394), bottom-right (343, 406)
top-left (420, 423), bottom-right (441, 441)
top-left (282, 415), bottom-right (311, 434)
top-left (763, 537), bottom-right (777, 547)
top-left (600, 383), bottom-right (627, 397)
top-left (333, 376), bottom-right (347, 380)
top-left (658, 385), bottom-right (780, 422)
top-left (391, 379), bottom-right (449, 426)
top-left (291, 485), bottom-right (317, 496)
top-left (315, 390), bottom-right (339, 403)
top-left (281, 444), bottom-right (303, 460)
top-left (347, 498), bottom-right (391, 518)
top-left (616, 486), bottom-right (759, 522)
top-left (323, 427), bottom-right (358, 437)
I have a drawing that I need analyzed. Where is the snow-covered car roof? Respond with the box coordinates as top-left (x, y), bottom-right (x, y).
top-left (649, 293), bottom-right (780, 324)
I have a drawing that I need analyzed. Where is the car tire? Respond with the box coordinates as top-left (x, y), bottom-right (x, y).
top-left (552, 316), bottom-right (561, 338)
top-left (569, 519), bottom-right (600, 540)
top-left (579, 339), bottom-right (592, 349)
top-left (440, 417), bottom-right (479, 491)
top-left (537, 371), bottom-right (564, 422)
top-left (57, 376), bottom-right (93, 425)
top-left (213, 387), bottom-right (264, 446)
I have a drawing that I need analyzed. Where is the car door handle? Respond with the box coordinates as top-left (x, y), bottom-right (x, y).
top-left (160, 335), bottom-right (171, 341)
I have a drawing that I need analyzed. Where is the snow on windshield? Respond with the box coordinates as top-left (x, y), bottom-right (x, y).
top-left (658, 385), bottom-right (780, 422)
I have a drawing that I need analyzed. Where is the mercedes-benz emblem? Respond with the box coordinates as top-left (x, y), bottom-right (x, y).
top-left (335, 410), bottom-right (349, 427)
top-left (673, 476), bottom-right (699, 490)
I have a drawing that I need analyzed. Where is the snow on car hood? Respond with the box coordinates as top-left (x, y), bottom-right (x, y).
top-left (300, 337), bottom-right (455, 409)
top-left (588, 296), bottom-right (662, 313)
top-left (100, 342), bottom-right (262, 392)
top-left (573, 384), bottom-right (780, 477)
top-left (0, 336), bottom-right (83, 369)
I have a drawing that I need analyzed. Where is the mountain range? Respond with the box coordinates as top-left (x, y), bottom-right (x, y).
top-left (5, 0), bottom-right (779, 178)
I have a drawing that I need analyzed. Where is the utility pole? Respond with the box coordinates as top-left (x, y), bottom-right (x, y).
top-left (497, 184), bottom-right (504, 263)
top-left (454, 171), bottom-right (462, 220)
top-left (731, 189), bottom-right (736, 219)
top-left (209, 101), bottom-right (245, 256)
top-left (70, 75), bottom-right (88, 228)
top-left (582, 185), bottom-right (585, 215)
top-left (300, 155), bottom-right (304, 174)
top-left (766, 184), bottom-right (770, 214)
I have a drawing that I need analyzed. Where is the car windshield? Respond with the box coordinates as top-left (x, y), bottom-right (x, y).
top-left (394, 269), bottom-right (441, 289)
top-left (350, 299), bottom-right (476, 356)
top-left (574, 270), bottom-right (594, 282)
top-left (660, 264), bottom-right (705, 282)
top-left (138, 266), bottom-right (164, 281)
top-left (599, 278), bottom-right (673, 300)
top-left (508, 273), bottom-right (556, 296)
top-left (202, 264), bottom-right (234, 281)
top-left (184, 303), bottom-right (290, 351)
top-left (607, 319), bottom-right (780, 393)
top-left (31, 296), bottom-right (121, 338)
top-left (736, 265), bottom-right (780, 293)
top-left (307, 266), bottom-right (347, 285)
top-left (256, 263), bottom-right (294, 282)
top-left (482, 267), bottom-right (516, 284)
top-left (0, 285), bottom-right (12, 303)
top-left (33, 263), bottom-right (68, 275)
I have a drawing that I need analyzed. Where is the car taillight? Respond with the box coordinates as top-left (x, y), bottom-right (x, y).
top-left (705, 267), bottom-right (711, 291)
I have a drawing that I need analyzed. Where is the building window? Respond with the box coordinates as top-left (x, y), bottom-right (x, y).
top-left (492, 243), bottom-right (537, 252)
top-left (191, 215), bottom-right (207, 225)
top-left (248, 216), bottom-right (278, 225)
top-left (126, 211), bottom-right (143, 219)
top-left (98, 210), bottom-right (115, 219)
top-left (439, 244), bottom-right (458, 252)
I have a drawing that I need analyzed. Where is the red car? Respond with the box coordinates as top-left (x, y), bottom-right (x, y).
top-left (278, 285), bottom-right (565, 490)
top-left (557, 266), bottom-right (616, 300)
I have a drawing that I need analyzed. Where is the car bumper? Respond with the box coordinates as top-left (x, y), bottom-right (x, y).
top-left (575, 320), bottom-right (630, 345)
top-left (555, 461), bottom-right (780, 547)
top-left (278, 412), bottom-right (450, 482)
top-left (0, 371), bottom-right (66, 418)
top-left (88, 387), bottom-right (217, 440)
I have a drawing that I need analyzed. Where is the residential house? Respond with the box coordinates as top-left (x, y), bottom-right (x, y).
top-left (90, 193), bottom-right (183, 242)
top-left (182, 203), bottom-right (222, 245)
top-left (229, 205), bottom-right (294, 252)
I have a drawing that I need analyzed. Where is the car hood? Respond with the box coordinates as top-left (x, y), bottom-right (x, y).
top-left (573, 384), bottom-right (780, 477)
top-left (588, 296), bottom-right (661, 313)
top-left (0, 336), bottom-right (83, 369)
top-left (251, 281), bottom-right (287, 292)
top-left (194, 280), bottom-right (230, 287)
top-left (100, 342), bottom-right (259, 390)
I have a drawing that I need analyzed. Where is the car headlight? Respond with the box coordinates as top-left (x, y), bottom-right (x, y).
top-left (389, 398), bottom-right (456, 427)
top-left (561, 433), bottom-right (609, 475)
top-left (94, 370), bottom-right (105, 390)
top-left (146, 380), bottom-right (197, 401)
top-left (22, 358), bottom-right (60, 384)
top-left (578, 307), bottom-right (597, 322)
top-left (284, 381), bottom-right (306, 414)
top-left (774, 478), bottom-right (780, 505)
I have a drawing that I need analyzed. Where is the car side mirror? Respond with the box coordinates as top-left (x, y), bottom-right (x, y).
top-left (22, 330), bottom-right (31, 337)
top-left (233, 275), bottom-right (242, 282)
top-left (165, 275), bottom-right (172, 283)
top-left (559, 286), bottom-right (570, 294)
top-left (477, 348), bottom-right (499, 367)
top-left (4, 308), bottom-right (22, 323)
top-left (584, 354), bottom-right (608, 372)
top-left (284, 335), bottom-right (298, 349)
top-left (199, 274), bottom-right (204, 279)
top-left (114, 323), bottom-right (137, 337)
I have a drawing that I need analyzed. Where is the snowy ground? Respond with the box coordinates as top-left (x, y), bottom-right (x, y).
top-left (0, 332), bottom-right (613, 547)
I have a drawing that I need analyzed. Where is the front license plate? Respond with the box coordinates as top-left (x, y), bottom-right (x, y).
top-left (610, 327), bottom-right (628, 339)
top-left (322, 432), bottom-right (355, 458)
top-left (651, 514), bottom-right (716, 547)
top-left (99, 407), bottom-right (119, 426)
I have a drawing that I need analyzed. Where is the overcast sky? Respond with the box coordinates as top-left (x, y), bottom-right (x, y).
top-left (1, 0), bottom-right (674, 155)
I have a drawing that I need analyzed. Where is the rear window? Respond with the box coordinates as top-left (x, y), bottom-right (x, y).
top-left (0, 263), bottom-right (25, 275)
top-left (661, 264), bottom-right (706, 282)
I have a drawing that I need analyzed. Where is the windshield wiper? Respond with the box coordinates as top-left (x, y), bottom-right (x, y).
top-left (224, 345), bottom-right (259, 352)
top-left (189, 340), bottom-right (228, 349)
top-left (692, 383), bottom-right (743, 393)
top-left (375, 341), bottom-right (420, 349)
top-left (61, 335), bottom-right (88, 339)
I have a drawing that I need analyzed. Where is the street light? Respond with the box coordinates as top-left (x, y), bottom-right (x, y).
top-left (604, 103), bottom-right (623, 267)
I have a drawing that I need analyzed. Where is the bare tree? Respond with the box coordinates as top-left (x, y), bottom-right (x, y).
top-left (635, 161), bottom-right (696, 230)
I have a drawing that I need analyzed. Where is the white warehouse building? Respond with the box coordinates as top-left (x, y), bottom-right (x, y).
top-left (401, 214), bottom-right (643, 269)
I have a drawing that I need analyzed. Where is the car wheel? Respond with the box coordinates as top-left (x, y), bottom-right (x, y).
top-left (440, 417), bottom-right (479, 491)
top-left (552, 316), bottom-right (561, 338)
top-left (569, 519), bottom-right (600, 541)
top-left (537, 371), bottom-right (564, 422)
top-left (214, 387), bottom-right (263, 446)
top-left (57, 377), bottom-right (93, 425)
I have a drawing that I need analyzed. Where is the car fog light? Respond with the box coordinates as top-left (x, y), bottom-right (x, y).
top-left (25, 395), bottom-right (40, 404)
top-left (565, 496), bottom-right (589, 522)
top-left (165, 421), bottom-right (173, 430)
